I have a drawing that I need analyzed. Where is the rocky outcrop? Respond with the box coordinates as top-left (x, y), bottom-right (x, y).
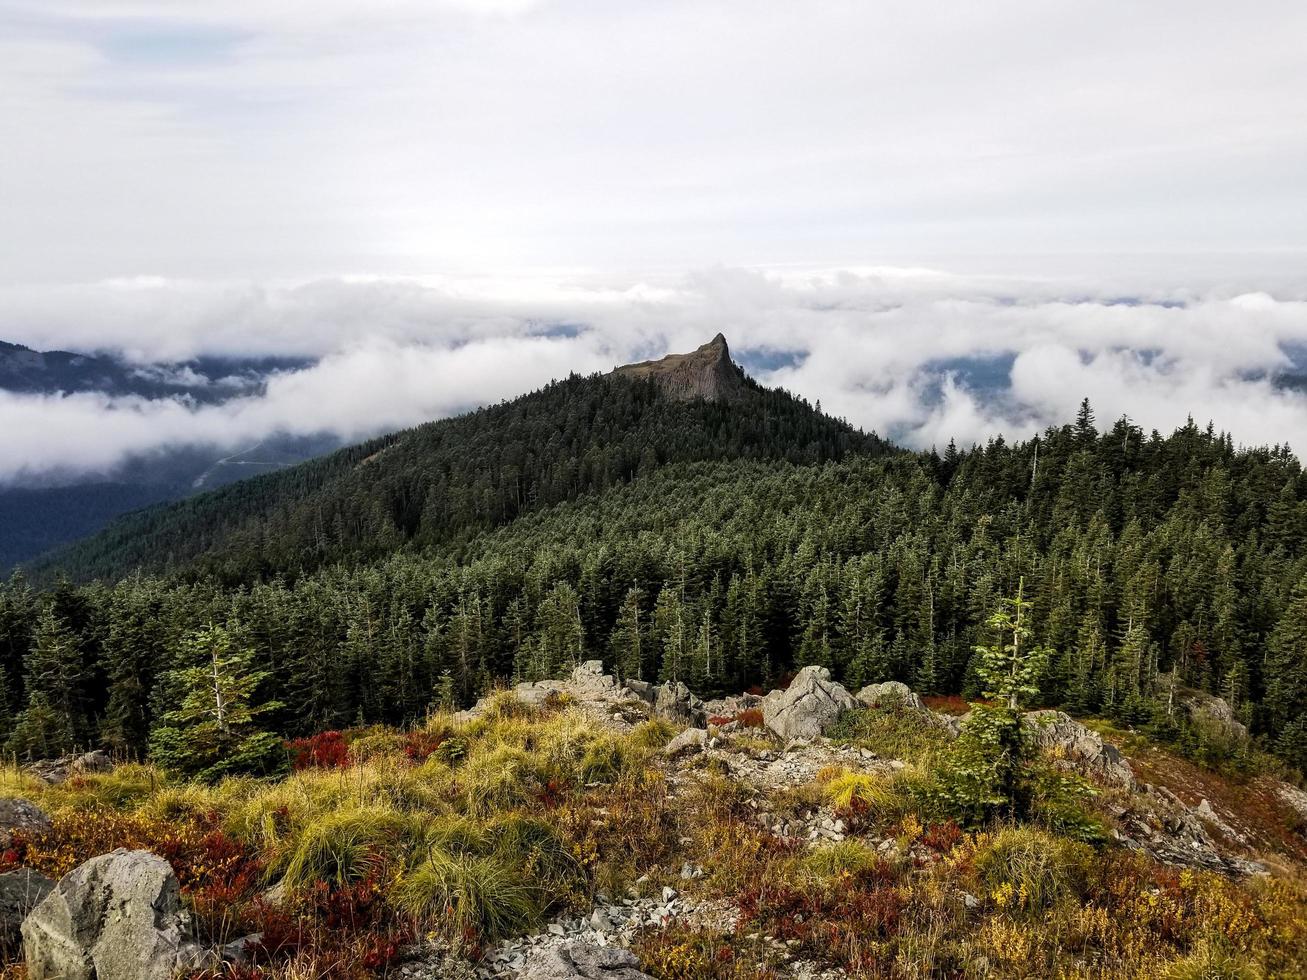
top-left (513, 661), bottom-right (620, 707)
top-left (613, 334), bottom-right (749, 403)
top-left (761, 666), bottom-right (859, 742)
top-left (1176, 689), bottom-right (1248, 741)
top-left (0, 868), bottom-right (53, 955)
top-left (21, 848), bottom-right (199, 980)
top-left (520, 940), bottom-right (654, 979)
top-left (1024, 710), bottom-right (1135, 788)
top-left (0, 797), bottom-right (52, 848)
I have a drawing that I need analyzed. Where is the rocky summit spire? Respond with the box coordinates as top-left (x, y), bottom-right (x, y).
top-left (613, 333), bottom-right (749, 402)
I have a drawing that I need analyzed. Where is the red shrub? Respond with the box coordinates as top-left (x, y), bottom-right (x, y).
top-left (921, 695), bottom-right (971, 716)
top-left (737, 866), bottom-right (902, 970)
top-left (402, 730), bottom-right (446, 763)
top-left (921, 821), bottom-right (964, 853)
top-left (707, 708), bottom-right (766, 728)
top-left (286, 731), bottom-right (350, 771)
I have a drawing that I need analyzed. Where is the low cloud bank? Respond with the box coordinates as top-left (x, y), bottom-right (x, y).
top-left (3, 266), bottom-right (1307, 484)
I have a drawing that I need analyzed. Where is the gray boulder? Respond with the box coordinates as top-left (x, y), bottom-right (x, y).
top-left (521, 940), bottom-right (653, 979)
top-left (623, 678), bottom-right (656, 704)
top-left (663, 727), bottom-right (709, 757)
top-left (856, 681), bottom-right (928, 714)
top-left (21, 848), bottom-right (197, 980)
top-left (0, 797), bottom-right (52, 848)
top-left (1024, 710), bottom-right (1135, 788)
top-left (761, 666), bottom-right (858, 741)
top-left (653, 681), bottom-right (706, 727)
top-left (0, 868), bottom-right (54, 954)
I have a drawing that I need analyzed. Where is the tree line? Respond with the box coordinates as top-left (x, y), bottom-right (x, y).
top-left (3, 398), bottom-right (1306, 775)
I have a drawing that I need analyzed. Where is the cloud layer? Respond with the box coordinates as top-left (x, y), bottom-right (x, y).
top-left (3, 2), bottom-right (1306, 280)
top-left (4, 265), bottom-right (1307, 483)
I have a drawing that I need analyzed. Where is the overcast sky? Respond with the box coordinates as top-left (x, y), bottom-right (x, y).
top-left (1, 1), bottom-right (1306, 481)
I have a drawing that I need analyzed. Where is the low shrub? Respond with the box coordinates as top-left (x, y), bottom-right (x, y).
top-left (278, 806), bottom-right (418, 891)
top-left (629, 718), bottom-right (676, 750)
top-left (391, 849), bottom-right (537, 941)
top-left (287, 731), bottom-right (350, 771)
top-left (1160, 939), bottom-right (1263, 980)
top-left (967, 826), bottom-right (1090, 915)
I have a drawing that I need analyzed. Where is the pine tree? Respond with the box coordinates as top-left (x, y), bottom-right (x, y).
top-left (609, 586), bottom-right (647, 681)
top-left (937, 578), bottom-right (1050, 823)
top-left (1266, 575), bottom-right (1307, 770)
top-left (148, 624), bottom-right (285, 782)
top-left (21, 607), bottom-right (86, 747)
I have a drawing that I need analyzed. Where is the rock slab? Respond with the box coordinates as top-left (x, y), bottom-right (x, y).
top-left (521, 940), bottom-right (654, 979)
top-left (0, 868), bottom-right (54, 954)
top-left (22, 848), bottom-right (195, 980)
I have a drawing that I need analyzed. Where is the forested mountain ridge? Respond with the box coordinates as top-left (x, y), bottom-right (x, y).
top-left (4, 338), bottom-right (1307, 780)
top-left (26, 335), bottom-right (884, 583)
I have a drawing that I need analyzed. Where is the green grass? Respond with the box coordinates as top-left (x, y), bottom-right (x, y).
top-left (827, 706), bottom-right (951, 766)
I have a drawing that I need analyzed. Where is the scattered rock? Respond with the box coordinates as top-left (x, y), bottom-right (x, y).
top-left (24, 751), bottom-right (114, 786)
top-left (761, 666), bottom-right (858, 741)
top-left (220, 932), bottom-right (262, 965)
top-left (1193, 798), bottom-right (1248, 846)
top-left (520, 940), bottom-right (653, 979)
top-left (0, 868), bottom-right (54, 954)
top-left (1024, 710), bottom-right (1135, 788)
top-left (22, 848), bottom-right (198, 980)
top-left (0, 797), bottom-right (52, 848)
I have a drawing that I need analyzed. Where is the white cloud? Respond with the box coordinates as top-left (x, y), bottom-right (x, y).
top-left (3, 266), bottom-right (1307, 482)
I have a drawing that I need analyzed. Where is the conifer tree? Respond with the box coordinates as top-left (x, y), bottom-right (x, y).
top-left (149, 624), bottom-right (285, 782)
top-left (1266, 575), bottom-right (1307, 770)
top-left (937, 579), bottom-right (1049, 823)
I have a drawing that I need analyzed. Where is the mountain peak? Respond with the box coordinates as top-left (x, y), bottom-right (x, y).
top-left (614, 334), bottom-right (748, 402)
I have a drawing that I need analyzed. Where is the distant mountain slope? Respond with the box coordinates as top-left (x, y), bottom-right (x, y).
top-left (31, 336), bottom-right (888, 582)
top-left (0, 340), bottom-right (337, 569)
top-left (0, 339), bottom-right (307, 402)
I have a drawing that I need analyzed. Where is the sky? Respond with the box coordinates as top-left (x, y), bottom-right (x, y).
top-left (1, 1), bottom-right (1306, 481)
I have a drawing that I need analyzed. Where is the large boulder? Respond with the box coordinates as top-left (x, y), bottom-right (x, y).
top-left (0, 868), bottom-right (54, 955)
top-left (0, 797), bottom-right (52, 848)
top-left (761, 666), bottom-right (858, 742)
top-left (653, 681), bottom-right (706, 727)
top-left (21, 848), bottom-right (197, 980)
top-left (1024, 710), bottom-right (1135, 788)
top-left (521, 940), bottom-right (654, 979)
